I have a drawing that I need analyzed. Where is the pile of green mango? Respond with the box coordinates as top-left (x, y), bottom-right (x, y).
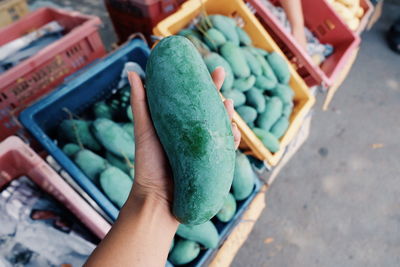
top-left (60, 104), bottom-right (255, 264)
top-left (169, 150), bottom-right (256, 265)
top-left (57, 86), bottom-right (135, 209)
top-left (56, 28), bottom-right (262, 264)
top-left (179, 14), bottom-right (296, 153)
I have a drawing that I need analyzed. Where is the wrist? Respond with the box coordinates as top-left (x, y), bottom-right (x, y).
top-left (120, 183), bottom-right (179, 227)
top-left (89, 182), bottom-right (178, 266)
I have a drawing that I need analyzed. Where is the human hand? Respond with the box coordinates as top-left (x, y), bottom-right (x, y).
top-left (292, 25), bottom-right (307, 50)
top-left (126, 66), bottom-right (241, 208)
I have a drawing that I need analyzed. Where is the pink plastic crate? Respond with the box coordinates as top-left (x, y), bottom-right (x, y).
top-left (0, 7), bottom-right (106, 141)
top-left (246, 0), bottom-right (361, 87)
top-left (0, 136), bottom-right (111, 238)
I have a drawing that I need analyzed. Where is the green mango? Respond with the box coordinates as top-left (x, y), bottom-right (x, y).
top-left (256, 96), bottom-right (283, 131)
top-left (233, 76), bottom-right (256, 92)
top-left (245, 88), bottom-right (266, 113)
top-left (235, 26), bottom-right (252, 45)
top-left (220, 42), bottom-right (250, 78)
top-left (178, 29), bottom-right (202, 40)
top-left (232, 151), bottom-right (255, 200)
top-left (237, 105), bottom-right (258, 124)
top-left (62, 143), bottom-right (80, 157)
top-left (270, 83), bottom-right (294, 104)
top-left (121, 122), bottom-right (134, 140)
top-left (100, 167), bottom-right (133, 208)
top-left (145, 36), bottom-right (235, 225)
top-left (223, 89), bottom-right (246, 107)
top-left (209, 15), bottom-right (239, 45)
top-left (92, 118), bottom-right (135, 160)
top-left (58, 120), bottom-right (101, 152)
top-left (203, 52), bottom-right (234, 91)
top-left (105, 151), bottom-right (131, 174)
top-left (74, 149), bottom-right (108, 181)
top-left (252, 127), bottom-right (280, 153)
top-left (282, 102), bottom-right (294, 118)
top-left (176, 220), bottom-right (219, 248)
top-left (203, 28), bottom-right (226, 50)
top-left (93, 101), bottom-right (113, 119)
top-left (267, 52), bottom-right (291, 84)
top-left (270, 116), bottom-right (290, 139)
top-left (242, 48), bottom-right (262, 76)
top-left (216, 193), bottom-right (237, 222)
top-left (169, 239), bottom-right (200, 266)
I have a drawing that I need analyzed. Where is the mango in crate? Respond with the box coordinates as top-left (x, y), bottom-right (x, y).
top-left (92, 118), bottom-right (135, 160)
top-left (182, 13), bottom-right (297, 155)
top-left (100, 167), bottom-right (133, 208)
top-left (232, 152), bottom-right (255, 201)
top-left (216, 193), bottom-right (237, 222)
top-left (169, 240), bottom-right (200, 266)
top-left (176, 221), bottom-right (219, 249)
top-left (209, 15), bottom-right (240, 45)
top-left (233, 75), bottom-right (256, 92)
top-left (203, 28), bottom-right (227, 50)
top-left (245, 88), bottom-right (266, 113)
top-left (74, 149), bottom-right (108, 181)
top-left (270, 116), bottom-right (290, 139)
top-left (58, 120), bottom-right (101, 152)
top-left (203, 52), bottom-right (234, 91)
top-left (242, 48), bottom-right (262, 76)
top-left (252, 128), bottom-right (280, 153)
top-left (223, 89), bottom-right (246, 107)
top-left (62, 143), bottom-right (81, 157)
top-left (220, 41), bottom-right (250, 78)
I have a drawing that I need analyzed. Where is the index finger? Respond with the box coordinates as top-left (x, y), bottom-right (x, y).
top-left (128, 71), bottom-right (154, 137)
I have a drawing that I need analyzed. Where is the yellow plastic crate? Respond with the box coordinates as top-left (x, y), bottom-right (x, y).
top-left (0, 0), bottom-right (29, 28)
top-left (153, 0), bottom-right (315, 166)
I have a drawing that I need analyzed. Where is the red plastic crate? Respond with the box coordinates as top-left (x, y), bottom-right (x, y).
top-left (246, 0), bottom-right (360, 87)
top-left (107, 0), bottom-right (182, 18)
top-left (0, 136), bottom-right (111, 238)
top-left (0, 7), bottom-right (106, 141)
top-left (104, 0), bottom-right (184, 43)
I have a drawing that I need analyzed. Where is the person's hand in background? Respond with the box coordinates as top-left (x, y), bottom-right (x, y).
top-left (281, 0), bottom-right (307, 49)
top-left (85, 66), bottom-right (241, 267)
top-left (292, 24), bottom-right (307, 49)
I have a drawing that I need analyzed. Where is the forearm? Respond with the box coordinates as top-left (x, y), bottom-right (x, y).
top-left (85, 188), bottom-right (179, 267)
top-left (281, 0), bottom-right (305, 31)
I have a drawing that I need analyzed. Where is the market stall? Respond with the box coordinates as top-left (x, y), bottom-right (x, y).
top-left (0, 0), bottom-right (386, 265)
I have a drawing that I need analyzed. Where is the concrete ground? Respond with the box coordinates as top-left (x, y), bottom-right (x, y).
top-left (30, 0), bottom-right (400, 266)
top-left (234, 2), bottom-right (400, 267)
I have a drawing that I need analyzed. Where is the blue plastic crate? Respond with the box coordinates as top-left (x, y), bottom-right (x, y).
top-left (186, 171), bottom-right (261, 267)
top-left (20, 37), bottom-right (262, 266)
top-left (20, 38), bottom-right (150, 221)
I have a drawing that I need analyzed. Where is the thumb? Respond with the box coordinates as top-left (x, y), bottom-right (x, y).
top-left (128, 71), bottom-right (154, 138)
